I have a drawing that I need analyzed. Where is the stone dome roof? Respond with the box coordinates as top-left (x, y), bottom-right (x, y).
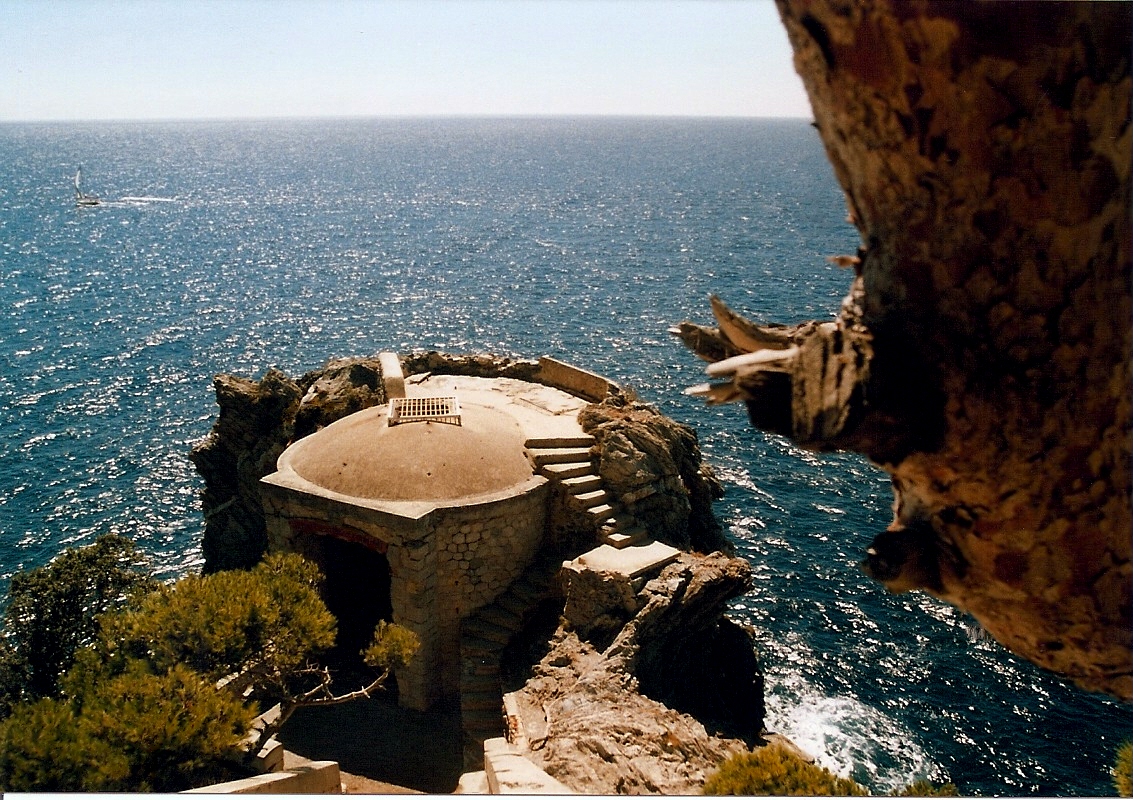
top-left (285, 401), bottom-right (533, 502)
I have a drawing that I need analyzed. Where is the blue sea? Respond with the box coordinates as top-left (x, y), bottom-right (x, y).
top-left (0, 118), bottom-right (1127, 795)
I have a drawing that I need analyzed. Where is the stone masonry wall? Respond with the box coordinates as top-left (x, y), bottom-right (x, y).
top-left (433, 484), bottom-right (549, 696)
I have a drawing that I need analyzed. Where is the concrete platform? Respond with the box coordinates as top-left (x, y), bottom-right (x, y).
top-left (570, 540), bottom-right (681, 579)
top-left (405, 374), bottom-right (590, 445)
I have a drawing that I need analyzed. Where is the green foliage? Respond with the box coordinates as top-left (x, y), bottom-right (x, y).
top-left (0, 696), bottom-right (129, 791)
top-left (0, 546), bottom-right (414, 792)
top-left (703, 744), bottom-right (869, 796)
top-left (0, 654), bottom-right (253, 792)
top-left (105, 552), bottom-right (336, 695)
top-left (1115, 740), bottom-right (1133, 798)
top-left (364, 619), bottom-right (420, 670)
top-left (897, 778), bottom-right (959, 796)
top-left (0, 533), bottom-right (154, 712)
top-left (80, 660), bottom-right (255, 791)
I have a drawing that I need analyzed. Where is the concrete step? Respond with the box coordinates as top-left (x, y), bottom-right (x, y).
top-left (455, 770), bottom-right (489, 794)
top-left (524, 435), bottom-right (594, 449)
top-left (561, 474), bottom-right (603, 494)
top-left (571, 540), bottom-right (681, 579)
top-left (474, 604), bottom-right (522, 632)
top-left (462, 658), bottom-right (501, 678)
top-left (461, 671), bottom-right (501, 693)
top-left (461, 706), bottom-right (505, 728)
top-left (494, 590), bottom-right (534, 618)
top-left (540, 461), bottom-right (595, 480)
top-left (586, 503), bottom-right (617, 521)
top-left (461, 692), bottom-right (504, 713)
top-left (464, 618), bottom-right (513, 645)
top-left (461, 636), bottom-right (504, 658)
top-left (528, 447), bottom-right (594, 467)
top-left (602, 526), bottom-right (649, 548)
top-left (572, 489), bottom-right (610, 508)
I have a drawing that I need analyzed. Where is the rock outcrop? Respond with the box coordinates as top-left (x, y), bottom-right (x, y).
top-left (580, 398), bottom-right (730, 555)
top-left (504, 551), bottom-right (763, 794)
top-left (677, 1), bottom-right (1131, 698)
top-left (191, 358), bottom-right (387, 572)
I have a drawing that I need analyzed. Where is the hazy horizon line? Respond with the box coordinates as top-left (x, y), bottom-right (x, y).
top-left (1, 111), bottom-right (814, 126)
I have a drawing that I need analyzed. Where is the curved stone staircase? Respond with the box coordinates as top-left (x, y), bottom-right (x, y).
top-left (458, 433), bottom-right (681, 765)
top-left (459, 558), bottom-right (559, 764)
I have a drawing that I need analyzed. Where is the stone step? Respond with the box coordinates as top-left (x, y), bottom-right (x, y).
top-left (602, 526), bottom-right (649, 549)
top-left (474, 604), bottom-right (522, 632)
top-left (455, 770), bottom-right (489, 794)
top-left (524, 435), bottom-right (595, 449)
top-left (571, 540), bottom-right (682, 579)
top-left (461, 692), bottom-right (504, 713)
top-left (586, 502), bottom-right (617, 521)
top-left (464, 618), bottom-right (513, 645)
top-left (461, 636), bottom-right (504, 658)
top-left (561, 474), bottom-right (603, 494)
top-left (527, 447), bottom-right (593, 467)
top-left (461, 706), bottom-right (505, 728)
top-left (461, 671), bottom-right (501, 693)
top-left (494, 590), bottom-right (534, 618)
top-left (540, 461), bottom-right (595, 480)
top-left (462, 658), bottom-right (501, 678)
top-left (572, 489), bottom-right (610, 508)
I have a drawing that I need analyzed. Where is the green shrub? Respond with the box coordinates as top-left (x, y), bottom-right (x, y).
top-left (0, 533), bottom-right (154, 712)
top-left (1115, 740), bottom-right (1133, 798)
top-left (703, 744), bottom-right (868, 796)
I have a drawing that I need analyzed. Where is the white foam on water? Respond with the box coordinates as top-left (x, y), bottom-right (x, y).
top-left (764, 681), bottom-right (943, 794)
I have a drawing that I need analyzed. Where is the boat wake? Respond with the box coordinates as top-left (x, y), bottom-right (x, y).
top-left (118, 196), bottom-right (178, 204)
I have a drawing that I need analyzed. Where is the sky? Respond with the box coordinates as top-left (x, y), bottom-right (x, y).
top-left (0, 0), bottom-right (811, 121)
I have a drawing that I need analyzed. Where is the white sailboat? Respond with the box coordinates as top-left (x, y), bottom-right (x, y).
top-left (74, 166), bottom-right (101, 207)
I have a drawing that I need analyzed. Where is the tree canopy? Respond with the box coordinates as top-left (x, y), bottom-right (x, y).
top-left (0, 533), bottom-right (154, 713)
top-left (0, 542), bottom-right (417, 792)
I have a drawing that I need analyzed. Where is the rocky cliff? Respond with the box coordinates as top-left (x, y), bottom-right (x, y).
top-left (504, 551), bottom-right (765, 794)
top-left (190, 358), bottom-right (388, 572)
top-left (677, 1), bottom-right (1131, 699)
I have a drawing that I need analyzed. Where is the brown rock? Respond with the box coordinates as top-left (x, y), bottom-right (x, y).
top-left (580, 399), bottom-right (729, 554)
top-left (507, 552), bottom-right (762, 794)
top-left (678, 1), bottom-right (1131, 698)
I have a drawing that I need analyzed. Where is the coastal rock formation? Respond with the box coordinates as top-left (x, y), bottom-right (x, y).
top-left (678, 1), bottom-right (1131, 698)
top-left (579, 398), bottom-right (730, 554)
top-left (504, 551), bottom-right (763, 794)
top-left (191, 358), bottom-right (388, 572)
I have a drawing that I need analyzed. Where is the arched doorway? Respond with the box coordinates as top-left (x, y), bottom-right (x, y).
top-left (286, 523), bottom-right (394, 672)
top-left (318, 535), bottom-right (393, 663)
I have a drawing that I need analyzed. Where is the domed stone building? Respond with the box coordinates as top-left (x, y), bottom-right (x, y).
top-left (259, 356), bottom-right (662, 712)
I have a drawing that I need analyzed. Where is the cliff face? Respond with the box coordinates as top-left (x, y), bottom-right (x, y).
top-left (505, 552), bottom-right (763, 794)
top-left (679, 1), bottom-right (1131, 698)
top-left (190, 358), bottom-right (387, 572)
top-left (579, 399), bottom-right (729, 555)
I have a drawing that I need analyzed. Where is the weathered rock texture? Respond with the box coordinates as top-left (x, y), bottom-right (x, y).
top-left (579, 398), bottom-right (730, 554)
top-left (679, 1), bottom-right (1131, 698)
top-left (505, 552), bottom-right (763, 794)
